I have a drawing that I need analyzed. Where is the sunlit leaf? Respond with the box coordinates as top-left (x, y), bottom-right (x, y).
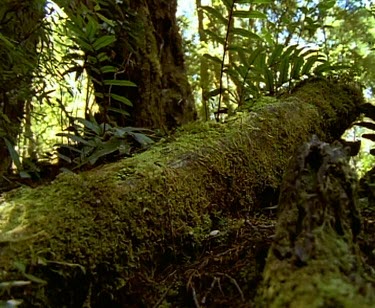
top-left (232, 28), bottom-right (261, 40)
top-left (301, 55), bottom-right (325, 75)
top-left (201, 6), bottom-right (228, 25)
top-left (232, 10), bottom-right (267, 19)
top-left (236, 0), bottom-right (271, 3)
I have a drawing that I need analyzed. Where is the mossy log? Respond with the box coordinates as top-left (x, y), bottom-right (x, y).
top-left (257, 137), bottom-right (374, 307)
top-left (0, 78), bottom-right (366, 307)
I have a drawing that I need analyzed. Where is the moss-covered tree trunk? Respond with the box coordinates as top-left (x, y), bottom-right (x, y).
top-left (0, 0), bottom-right (45, 180)
top-left (0, 79), bottom-right (371, 307)
top-left (58, 0), bottom-right (196, 130)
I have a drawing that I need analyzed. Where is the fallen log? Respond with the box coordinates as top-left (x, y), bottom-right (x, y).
top-left (0, 78), bottom-right (366, 306)
top-left (256, 137), bottom-right (375, 307)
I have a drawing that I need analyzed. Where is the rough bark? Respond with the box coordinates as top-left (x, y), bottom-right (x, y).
top-left (59, 0), bottom-right (196, 130)
top-left (0, 79), bottom-right (369, 307)
top-left (256, 137), bottom-right (373, 307)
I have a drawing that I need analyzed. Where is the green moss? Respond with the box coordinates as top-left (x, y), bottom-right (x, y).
top-left (0, 79), bottom-right (365, 306)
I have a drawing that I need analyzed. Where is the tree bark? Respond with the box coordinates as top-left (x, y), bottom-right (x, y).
top-left (256, 137), bottom-right (373, 307)
top-left (0, 0), bottom-right (46, 178)
top-left (58, 0), bottom-right (196, 130)
top-left (0, 79), bottom-right (368, 307)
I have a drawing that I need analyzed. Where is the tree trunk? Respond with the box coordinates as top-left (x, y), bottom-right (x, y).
top-left (0, 79), bottom-right (369, 307)
top-left (0, 0), bottom-right (45, 178)
top-left (59, 0), bottom-right (196, 130)
top-left (256, 137), bottom-right (373, 307)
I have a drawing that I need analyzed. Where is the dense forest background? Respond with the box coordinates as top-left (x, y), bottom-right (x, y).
top-left (0, 0), bottom-right (374, 187)
top-left (1, 1), bottom-right (375, 307)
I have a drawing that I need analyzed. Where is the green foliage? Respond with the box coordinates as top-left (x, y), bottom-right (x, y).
top-left (184, 0), bottom-right (372, 122)
top-left (199, 0), bottom-right (337, 118)
top-left (56, 116), bottom-right (155, 169)
top-left (61, 2), bottom-right (136, 115)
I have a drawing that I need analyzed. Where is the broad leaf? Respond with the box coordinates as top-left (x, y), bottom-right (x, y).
top-left (75, 118), bottom-right (103, 135)
top-left (86, 138), bottom-right (123, 165)
top-left (110, 93), bottom-right (133, 106)
top-left (203, 54), bottom-right (222, 64)
top-left (201, 6), bottom-right (228, 25)
top-left (232, 28), bottom-right (261, 40)
top-left (4, 137), bottom-right (22, 171)
top-left (130, 133), bottom-right (154, 147)
top-left (107, 106), bottom-right (130, 116)
top-left (100, 66), bottom-right (118, 73)
top-left (93, 35), bottom-right (116, 51)
top-left (232, 10), bottom-right (267, 19)
top-left (104, 80), bottom-right (136, 87)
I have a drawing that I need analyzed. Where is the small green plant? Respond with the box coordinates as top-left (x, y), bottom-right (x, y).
top-left (61, 2), bottom-right (136, 119)
top-left (56, 116), bottom-right (155, 168)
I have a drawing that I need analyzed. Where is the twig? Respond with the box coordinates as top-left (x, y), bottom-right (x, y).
top-left (153, 281), bottom-right (174, 308)
top-left (223, 273), bottom-right (245, 302)
top-left (192, 286), bottom-right (201, 308)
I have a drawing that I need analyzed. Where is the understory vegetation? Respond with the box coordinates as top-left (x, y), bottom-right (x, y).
top-left (0, 0), bottom-right (374, 183)
top-left (1, 1), bottom-right (375, 306)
